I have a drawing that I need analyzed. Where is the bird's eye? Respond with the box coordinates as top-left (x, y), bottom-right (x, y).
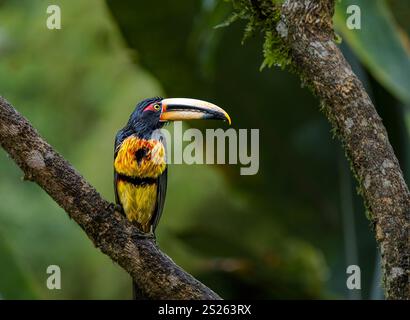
top-left (153, 104), bottom-right (161, 111)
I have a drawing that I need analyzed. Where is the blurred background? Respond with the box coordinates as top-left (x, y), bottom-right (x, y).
top-left (0, 0), bottom-right (409, 299)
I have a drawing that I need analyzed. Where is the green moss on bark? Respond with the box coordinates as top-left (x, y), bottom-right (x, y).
top-left (222, 0), bottom-right (290, 69)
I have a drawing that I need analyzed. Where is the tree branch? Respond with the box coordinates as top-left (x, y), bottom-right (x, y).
top-left (235, 0), bottom-right (409, 298)
top-left (0, 96), bottom-right (220, 300)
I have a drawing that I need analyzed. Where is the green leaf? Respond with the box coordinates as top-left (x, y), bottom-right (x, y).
top-left (334, 0), bottom-right (410, 105)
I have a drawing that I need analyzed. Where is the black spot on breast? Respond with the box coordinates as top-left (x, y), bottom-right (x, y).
top-left (135, 148), bottom-right (149, 165)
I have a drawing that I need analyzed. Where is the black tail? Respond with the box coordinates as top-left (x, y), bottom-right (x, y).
top-left (132, 280), bottom-right (147, 300)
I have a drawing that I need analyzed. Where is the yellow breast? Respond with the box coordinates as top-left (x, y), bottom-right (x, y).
top-left (116, 180), bottom-right (157, 232)
top-left (114, 135), bottom-right (166, 179)
top-left (114, 135), bottom-right (166, 231)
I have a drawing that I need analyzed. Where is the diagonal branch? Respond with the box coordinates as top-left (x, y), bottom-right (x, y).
top-left (0, 96), bottom-right (220, 300)
top-left (233, 0), bottom-right (409, 299)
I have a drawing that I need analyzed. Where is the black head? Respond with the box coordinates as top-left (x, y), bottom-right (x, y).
top-left (126, 96), bottom-right (164, 138)
top-left (121, 96), bottom-right (231, 139)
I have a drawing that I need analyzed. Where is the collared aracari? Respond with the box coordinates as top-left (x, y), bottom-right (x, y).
top-left (113, 97), bottom-right (230, 298)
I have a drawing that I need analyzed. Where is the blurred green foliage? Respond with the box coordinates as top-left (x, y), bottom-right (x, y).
top-left (335, 0), bottom-right (410, 104)
top-left (0, 0), bottom-right (408, 299)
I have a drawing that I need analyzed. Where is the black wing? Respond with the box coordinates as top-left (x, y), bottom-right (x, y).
top-left (114, 130), bottom-right (126, 208)
top-left (151, 167), bottom-right (168, 233)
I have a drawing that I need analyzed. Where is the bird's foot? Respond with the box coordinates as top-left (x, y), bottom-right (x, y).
top-left (114, 204), bottom-right (124, 214)
top-left (133, 230), bottom-right (156, 242)
top-left (107, 203), bottom-right (124, 214)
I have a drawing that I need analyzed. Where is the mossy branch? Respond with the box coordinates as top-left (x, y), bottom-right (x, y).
top-left (227, 0), bottom-right (409, 299)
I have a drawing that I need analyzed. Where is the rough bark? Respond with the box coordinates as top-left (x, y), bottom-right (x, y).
top-left (0, 97), bottom-right (220, 300)
top-left (276, 0), bottom-right (409, 299)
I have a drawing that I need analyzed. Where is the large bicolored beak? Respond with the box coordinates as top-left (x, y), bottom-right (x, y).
top-left (159, 98), bottom-right (231, 125)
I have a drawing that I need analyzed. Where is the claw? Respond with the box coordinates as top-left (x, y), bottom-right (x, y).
top-left (133, 229), bottom-right (156, 242)
top-left (107, 202), bottom-right (124, 213)
top-left (114, 204), bottom-right (124, 213)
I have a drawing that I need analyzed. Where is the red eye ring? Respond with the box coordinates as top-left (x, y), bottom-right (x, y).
top-left (144, 103), bottom-right (161, 112)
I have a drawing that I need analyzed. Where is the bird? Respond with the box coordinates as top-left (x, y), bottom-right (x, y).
top-left (113, 97), bottom-right (231, 299)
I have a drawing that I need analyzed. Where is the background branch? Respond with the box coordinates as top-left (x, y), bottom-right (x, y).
top-left (283, 0), bottom-right (409, 299)
top-left (234, 0), bottom-right (409, 298)
top-left (0, 96), bottom-right (220, 300)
